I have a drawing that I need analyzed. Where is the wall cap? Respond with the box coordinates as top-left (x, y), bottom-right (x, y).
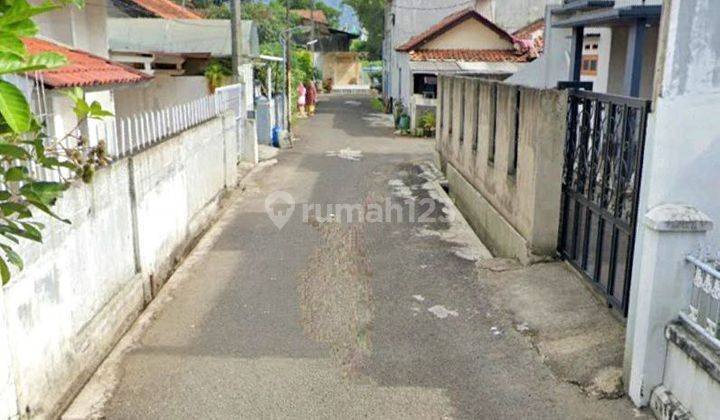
top-left (644, 204), bottom-right (714, 232)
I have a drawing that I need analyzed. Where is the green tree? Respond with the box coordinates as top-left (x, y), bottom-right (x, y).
top-left (0, 0), bottom-right (112, 283)
top-left (343, 0), bottom-right (383, 59)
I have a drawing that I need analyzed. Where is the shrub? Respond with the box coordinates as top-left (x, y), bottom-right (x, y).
top-left (419, 111), bottom-right (436, 131)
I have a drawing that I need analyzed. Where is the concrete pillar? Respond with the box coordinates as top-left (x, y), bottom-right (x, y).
top-left (623, 19), bottom-right (646, 97)
top-left (242, 118), bottom-right (259, 165)
top-left (626, 204), bottom-right (713, 406)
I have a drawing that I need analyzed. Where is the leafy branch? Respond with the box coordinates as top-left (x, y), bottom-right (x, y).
top-left (0, 0), bottom-right (112, 284)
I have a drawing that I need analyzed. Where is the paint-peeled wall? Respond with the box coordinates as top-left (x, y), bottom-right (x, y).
top-left (0, 114), bottom-right (239, 419)
top-left (624, 0), bottom-right (720, 413)
top-left (638, 0), bottom-right (720, 243)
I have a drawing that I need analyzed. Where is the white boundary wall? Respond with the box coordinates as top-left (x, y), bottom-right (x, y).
top-left (0, 113), bottom-right (239, 419)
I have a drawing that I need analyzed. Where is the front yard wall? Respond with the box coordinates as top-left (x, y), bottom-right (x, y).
top-left (436, 76), bottom-right (567, 263)
top-left (0, 114), bottom-right (237, 419)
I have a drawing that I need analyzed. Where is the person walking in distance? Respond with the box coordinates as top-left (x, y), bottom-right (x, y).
top-left (297, 82), bottom-right (307, 118)
top-left (306, 80), bottom-right (317, 116)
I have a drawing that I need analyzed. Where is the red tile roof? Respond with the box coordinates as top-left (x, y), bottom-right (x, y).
top-left (23, 38), bottom-right (152, 88)
top-left (396, 8), bottom-right (515, 52)
top-left (125, 0), bottom-right (202, 19)
top-left (409, 49), bottom-right (531, 63)
top-left (291, 9), bottom-right (328, 25)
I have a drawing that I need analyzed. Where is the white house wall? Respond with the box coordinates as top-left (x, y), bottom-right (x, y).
top-left (635, 0), bottom-right (720, 243)
top-left (506, 7), bottom-right (570, 89)
top-left (595, 29), bottom-right (612, 92)
top-left (33, 0), bottom-right (109, 58)
top-left (625, 0), bottom-right (720, 411)
top-left (113, 76), bottom-right (209, 118)
top-left (495, 0), bottom-right (561, 32)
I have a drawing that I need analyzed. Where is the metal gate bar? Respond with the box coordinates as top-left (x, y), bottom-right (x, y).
top-left (558, 90), bottom-right (650, 316)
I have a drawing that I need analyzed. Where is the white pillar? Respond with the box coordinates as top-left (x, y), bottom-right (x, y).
top-left (626, 204), bottom-right (713, 406)
top-left (266, 64), bottom-right (273, 98)
top-left (242, 118), bottom-right (259, 165)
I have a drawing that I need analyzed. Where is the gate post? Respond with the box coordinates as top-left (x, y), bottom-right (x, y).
top-left (625, 204), bottom-right (713, 406)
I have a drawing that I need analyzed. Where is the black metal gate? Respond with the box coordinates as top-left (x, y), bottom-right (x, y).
top-left (558, 90), bottom-right (651, 316)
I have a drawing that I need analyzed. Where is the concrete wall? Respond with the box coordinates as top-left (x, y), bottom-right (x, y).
top-left (321, 52), bottom-right (362, 86)
top-left (436, 76), bottom-right (567, 263)
top-left (625, 0), bottom-right (720, 411)
top-left (0, 114), bottom-right (239, 419)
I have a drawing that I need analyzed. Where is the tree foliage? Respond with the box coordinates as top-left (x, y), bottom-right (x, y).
top-left (0, 0), bottom-right (112, 284)
top-left (342, 0), bottom-right (383, 59)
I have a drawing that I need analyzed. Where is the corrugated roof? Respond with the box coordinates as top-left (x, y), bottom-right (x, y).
top-left (122, 0), bottom-right (202, 19)
top-left (396, 8), bottom-right (515, 52)
top-left (23, 38), bottom-right (152, 88)
top-left (409, 49), bottom-right (531, 63)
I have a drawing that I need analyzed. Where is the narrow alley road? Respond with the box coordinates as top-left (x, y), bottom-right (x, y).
top-left (71, 96), bottom-right (639, 419)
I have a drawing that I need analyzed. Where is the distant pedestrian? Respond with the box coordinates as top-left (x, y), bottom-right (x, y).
top-left (297, 83), bottom-right (307, 118)
top-left (306, 80), bottom-right (317, 116)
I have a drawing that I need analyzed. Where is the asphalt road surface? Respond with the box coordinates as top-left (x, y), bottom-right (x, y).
top-left (95, 95), bottom-right (638, 419)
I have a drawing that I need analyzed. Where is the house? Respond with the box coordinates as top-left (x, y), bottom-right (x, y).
top-left (19, 38), bottom-right (151, 145)
top-left (18, 0), bottom-right (152, 145)
top-left (382, 0), bottom-right (554, 105)
top-left (393, 8), bottom-right (537, 131)
top-left (509, 0), bottom-right (661, 98)
top-left (291, 9), bottom-right (363, 90)
top-left (105, 18), bottom-right (259, 118)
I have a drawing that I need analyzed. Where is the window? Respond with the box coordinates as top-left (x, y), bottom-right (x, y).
top-left (581, 55), bottom-right (598, 76)
top-left (413, 73), bottom-right (437, 98)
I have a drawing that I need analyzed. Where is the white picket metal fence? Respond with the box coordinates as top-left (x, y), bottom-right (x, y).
top-left (4, 77), bottom-right (245, 183)
top-left (107, 84), bottom-right (244, 159)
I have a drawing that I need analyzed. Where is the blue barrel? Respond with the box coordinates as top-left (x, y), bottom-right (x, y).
top-left (272, 125), bottom-right (281, 147)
